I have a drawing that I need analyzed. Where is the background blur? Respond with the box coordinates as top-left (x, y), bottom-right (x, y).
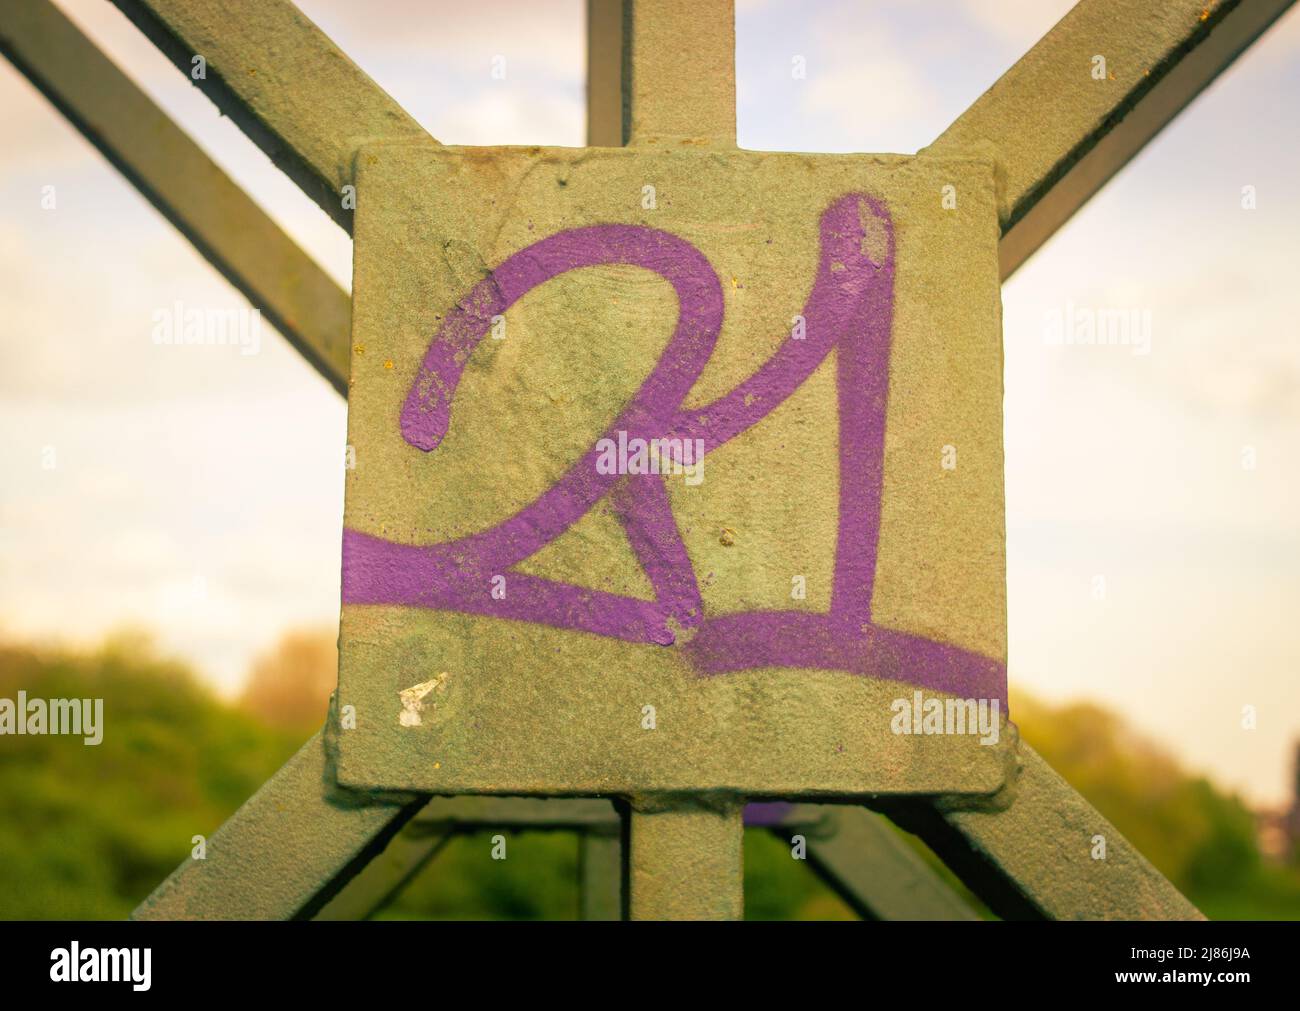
top-left (1, 0), bottom-right (1298, 918)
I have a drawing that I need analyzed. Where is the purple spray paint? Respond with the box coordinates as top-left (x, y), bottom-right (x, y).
top-left (343, 194), bottom-right (1005, 704)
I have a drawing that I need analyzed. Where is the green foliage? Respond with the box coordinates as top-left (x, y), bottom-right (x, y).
top-left (1011, 691), bottom-right (1280, 915)
top-left (0, 635), bottom-right (1295, 919)
top-left (0, 635), bottom-right (301, 919)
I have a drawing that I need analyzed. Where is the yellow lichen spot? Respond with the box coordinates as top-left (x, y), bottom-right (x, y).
top-left (730, 276), bottom-right (740, 289)
top-left (719, 527), bottom-right (736, 547)
top-left (1200, 8), bottom-right (1211, 22)
top-left (353, 344), bottom-right (365, 355)
top-left (384, 359), bottom-right (394, 370)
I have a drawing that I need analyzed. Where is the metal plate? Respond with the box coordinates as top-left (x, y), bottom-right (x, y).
top-left (335, 141), bottom-right (1011, 798)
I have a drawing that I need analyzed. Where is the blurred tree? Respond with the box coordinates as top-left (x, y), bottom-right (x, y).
top-left (0, 633), bottom-right (1296, 920)
top-left (0, 633), bottom-right (301, 919)
top-left (237, 627), bottom-right (337, 733)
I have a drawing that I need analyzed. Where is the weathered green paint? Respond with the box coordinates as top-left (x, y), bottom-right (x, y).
top-left (585, 0), bottom-right (624, 147)
top-left (0, 0), bottom-right (351, 394)
top-left (314, 826), bottom-right (452, 921)
top-left (63, 0), bottom-right (1249, 920)
top-left (628, 803), bottom-right (743, 920)
top-left (133, 730), bottom-right (424, 921)
top-left (339, 140), bottom-right (1011, 800)
top-left (928, 0), bottom-right (1297, 278)
top-left (413, 796), bottom-right (622, 830)
top-left (579, 833), bottom-right (624, 921)
top-left (622, 0), bottom-right (737, 147)
top-left (788, 806), bottom-right (980, 921)
top-left (884, 744), bottom-right (1204, 920)
top-left (110, 0), bottom-right (430, 231)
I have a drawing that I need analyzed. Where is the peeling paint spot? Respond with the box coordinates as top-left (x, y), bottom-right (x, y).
top-left (399, 672), bottom-right (449, 727)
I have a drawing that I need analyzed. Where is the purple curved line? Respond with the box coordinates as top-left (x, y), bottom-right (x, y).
top-left (342, 193), bottom-right (1007, 705)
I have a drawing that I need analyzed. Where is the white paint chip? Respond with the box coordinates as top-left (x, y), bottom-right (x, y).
top-left (398, 672), bottom-right (449, 727)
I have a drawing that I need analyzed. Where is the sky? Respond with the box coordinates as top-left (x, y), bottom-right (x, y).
top-left (1, 0), bottom-right (1299, 804)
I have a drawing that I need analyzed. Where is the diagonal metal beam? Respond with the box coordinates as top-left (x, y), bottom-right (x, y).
top-left (133, 730), bottom-right (426, 921)
top-left (110, 0), bottom-right (431, 231)
top-left (928, 0), bottom-right (1296, 279)
top-left (313, 825), bottom-right (454, 921)
top-left (775, 807), bottom-right (980, 921)
top-left (0, 0), bottom-right (351, 394)
top-left (880, 744), bottom-right (1204, 921)
top-left (315, 798), bottom-right (832, 920)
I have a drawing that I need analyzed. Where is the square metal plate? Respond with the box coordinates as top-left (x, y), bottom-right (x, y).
top-left (335, 141), bottom-right (1011, 799)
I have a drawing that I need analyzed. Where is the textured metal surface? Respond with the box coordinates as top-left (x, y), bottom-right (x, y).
top-left (0, 0), bottom-right (351, 394)
top-left (790, 806), bottom-right (980, 921)
top-left (586, 0), bottom-right (624, 146)
top-left (579, 833), bottom-right (624, 921)
top-left (628, 803), bottom-right (744, 920)
top-left (110, 0), bottom-right (429, 230)
top-left (622, 0), bottom-right (737, 147)
top-left (44, 0), bottom-right (1252, 920)
top-left (314, 826), bottom-right (452, 921)
top-left (133, 731), bottom-right (424, 921)
top-left (339, 140), bottom-right (1010, 799)
top-left (885, 744), bottom-right (1204, 921)
top-left (929, 0), bottom-right (1297, 278)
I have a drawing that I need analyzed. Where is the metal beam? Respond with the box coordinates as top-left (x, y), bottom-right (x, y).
top-left (313, 798), bottom-right (832, 920)
top-left (0, 0), bottom-right (352, 394)
top-left (590, 0), bottom-right (737, 148)
top-left (133, 731), bottom-right (425, 920)
top-left (882, 744), bottom-right (1204, 921)
top-left (579, 833), bottom-right (624, 921)
top-left (928, 0), bottom-right (1296, 279)
top-left (314, 826), bottom-right (453, 921)
top-left (781, 807), bottom-right (979, 921)
top-left (586, 0), bottom-right (624, 146)
top-left (110, 0), bottom-right (430, 231)
top-left (628, 803), bottom-right (744, 920)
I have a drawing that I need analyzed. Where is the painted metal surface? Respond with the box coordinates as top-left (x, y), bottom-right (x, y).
top-left (110, 0), bottom-right (429, 230)
top-left (9, 0), bottom-right (1262, 919)
top-left (929, 0), bottom-right (1297, 278)
top-left (133, 730), bottom-right (423, 921)
top-left (337, 143), bottom-right (1009, 799)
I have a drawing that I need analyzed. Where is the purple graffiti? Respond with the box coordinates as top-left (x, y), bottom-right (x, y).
top-left (343, 193), bottom-right (1006, 704)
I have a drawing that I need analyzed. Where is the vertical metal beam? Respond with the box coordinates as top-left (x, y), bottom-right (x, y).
top-left (592, 0), bottom-right (737, 148)
top-left (0, 0), bottom-right (351, 395)
top-left (578, 833), bottom-right (623, 921)
top-left (627, 803), bottom-right (744, 920)
top-left (586, 0), bottom-right (624, 145)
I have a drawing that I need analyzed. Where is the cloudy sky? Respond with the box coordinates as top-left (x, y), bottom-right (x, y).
top-left (2, 0), bottom-right (1299, 804)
